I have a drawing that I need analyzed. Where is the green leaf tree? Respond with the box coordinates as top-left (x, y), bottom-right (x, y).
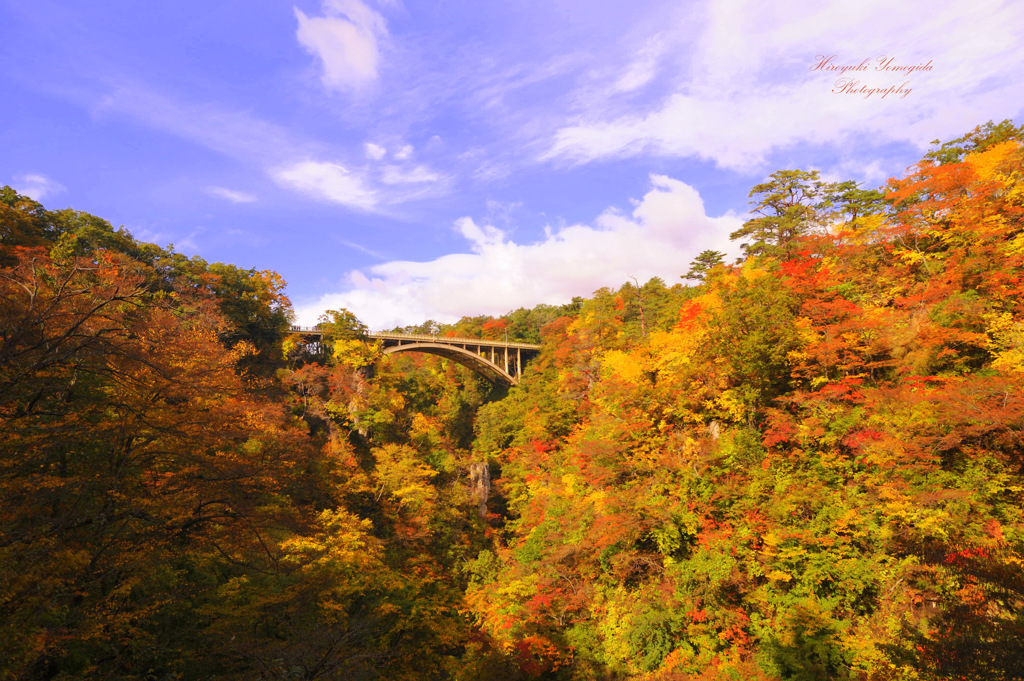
top-left (319, 308), bottom-right (381, 368)
top-left (923, 118), bottom-right (1023, 165)
top-left (821, 180), bottom-right (888, 227)
top-left (683, 250), bottom-right (726, 282)
top-left (730, 169), bottom-right (829, 259)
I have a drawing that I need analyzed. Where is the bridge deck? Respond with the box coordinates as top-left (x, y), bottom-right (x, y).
top-left (289, 327), bottom-right (542, 350)
top-left (287, 327), bottom-right (541, 385)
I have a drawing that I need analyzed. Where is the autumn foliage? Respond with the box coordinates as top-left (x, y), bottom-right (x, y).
top-left (465, 133), bottom-right (1024, 680)
top-left (2, 124), bottom-right (1023, 680)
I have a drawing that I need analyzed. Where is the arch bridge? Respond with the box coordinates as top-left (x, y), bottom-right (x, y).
top-left (289, 327), bottom-right (542, 386)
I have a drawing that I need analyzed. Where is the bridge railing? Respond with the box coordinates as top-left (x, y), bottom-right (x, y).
top-left (288, 326), bottom-right (541, 350)
top-left (370, 332), bottom-right (541, 350)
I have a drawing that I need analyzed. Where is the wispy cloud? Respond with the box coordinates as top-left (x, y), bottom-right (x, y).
top-left (611, 36), bottom-right (665, 94)
top-left (544, 0), bottom-right (1024, 171)
top-left (294, 174), bottom-right (743, 329)
top-left (206, 186), bottom-right (257, 203)
top-left (273, 160), bottom-right (379, 210)
top-left (295, 0), bottom-right (391, 92)
top-left (342, 240), bottom-right (387, 259)
top-left (380, 164), bottom-right (440, 185)
top-left (134, 226), bottom-right (202, 254)
top-left (364, 142), bottom-right (387, 159)
top-left (93, 83), bottom-right (313, 165)
top-left (11, 173), bottom-right (65, 201)
top-left (92, 80), bottom-right (452, 211)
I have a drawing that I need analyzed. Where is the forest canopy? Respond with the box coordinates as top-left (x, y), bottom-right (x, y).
top-left (1, 121), bottom-right (1023, 680)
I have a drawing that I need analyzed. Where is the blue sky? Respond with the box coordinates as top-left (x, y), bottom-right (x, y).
top-left (3, 0), bottom-right (1022, 329)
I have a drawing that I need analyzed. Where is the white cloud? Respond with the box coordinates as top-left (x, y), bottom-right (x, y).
top-left (11, 173), bottom-right (64, 201)
top-left (545, 0), bottom-right (1024, 171)
top-left (612, 36), bottom-right (664, 94)
top-left (206, 186), bottom-right (257, 203)
top-left (393, 144), bottom-right (413, 160)
top-left (364, 142), bottom-right (387, 159)
top-left (295, 0), bottom-right (389, 92)
top-left (93, 83), bottom-right (442, 207)
top-left (294, 174), bottom-right (743, 329)
top-left (273, 160), bottom-right (378, 210)
top-left (380, 164), bottom-right (441, 185)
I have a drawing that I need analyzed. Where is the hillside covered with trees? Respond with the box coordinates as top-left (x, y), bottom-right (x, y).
top-left (2, 122), bottom-right (1023, 680)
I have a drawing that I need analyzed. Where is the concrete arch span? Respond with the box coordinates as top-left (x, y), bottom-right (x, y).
top-left (286, 328), bottom-right (541, 385)
top-left (383, 343), bottom-right (518, 385)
